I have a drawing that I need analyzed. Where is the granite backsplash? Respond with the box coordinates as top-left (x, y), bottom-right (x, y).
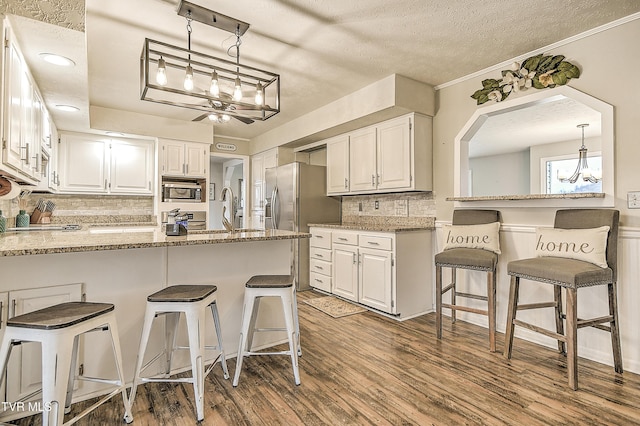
top-left (341, 192), bottom-right (435, 227)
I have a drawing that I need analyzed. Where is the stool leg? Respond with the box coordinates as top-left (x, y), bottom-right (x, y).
top-left (487, 270), bottom-right (496, 352)
top-left (42, 336), bottom-right (73, 426)
top-left (281, 291), bottom-right (301, 385)
top-left (608, 282), bottom-right (623, 374)
top-left (435, 265), bottom-right (443, 340)
top-left (164, 312), bottom-right (180, 377)
top-left (185, 307), bottom-right (206, 421)
top-left (210, 301), bottom-right (230, 379)
top-left (64, 335), bottom-right (81, 415)
top-left (504, 275), bottom-right (520, 359)
top-left (292, 288), bottom-right (302, 356)
top-left (566, 287), bottom-right (578, 390)
top-left (245, 296), bottom-right (262, 353)
top-left (0, 330), bottom-right (15, 389)
top-left (107, 317), bottom-right (134, 423)
top-left (233, 292), bottom-right (256, 387)
top-left (129, 304), bottom-right (156, 409)
top-left (554, 285), bottom-right (566, 354)
top-left (451, 267), bottom-right (457, 323)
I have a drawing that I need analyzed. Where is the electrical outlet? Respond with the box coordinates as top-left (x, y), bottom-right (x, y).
top-left (358, 202), bottom-right (363, 212)
top-left (628, 191), bottom-right (640, 209)
top-left (374, 201), bottom-right (379, 210)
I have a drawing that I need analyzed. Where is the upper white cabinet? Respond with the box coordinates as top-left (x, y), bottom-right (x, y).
top-left (325, 113), bottom-right (432, 195)
top-left (58, 132), bottom-right (154, 195)
top-left (159, 139), bottom-right (208, 178)
top-left (326, 134), bottom-right (350, 194)
top-left (1, 20), bottom-right (50, 185)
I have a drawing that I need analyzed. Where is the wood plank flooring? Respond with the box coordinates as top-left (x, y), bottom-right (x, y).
top-left (10, 290), bottom-right (640, 425)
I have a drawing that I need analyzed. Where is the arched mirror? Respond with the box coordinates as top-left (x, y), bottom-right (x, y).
top-left (453, 86), bottom-right (614, 207)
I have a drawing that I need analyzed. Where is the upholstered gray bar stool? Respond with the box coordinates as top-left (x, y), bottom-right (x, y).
top-left (0, 302), bottom-right (133, 426)
top-left (435, 209), bottom-right (501, 352)
top-left (129, 285), bottom-right (229, 422)
top-left (233, 275), bottom-right (301, 387)
top-left (504, 209), bottom-right (622, 390)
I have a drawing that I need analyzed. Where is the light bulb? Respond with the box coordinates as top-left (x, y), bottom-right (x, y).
top-left (209, 71), bottom-right (220, 97)
top-left (233, 77), bottom-right (243, 101)
top-left (184, 64), bottom-right (194, 91)
top-left (221, 114), bottom-right (231, 122)
top-left (255, 82), bottom-right (263, 105)
top-left (156, 57), bottom-right (167, 86)
top-left (208, 113), bottom-right (218, 121)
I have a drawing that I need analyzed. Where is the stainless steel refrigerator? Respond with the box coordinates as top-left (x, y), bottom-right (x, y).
top-left (265, 162), bottom-right (341, 290)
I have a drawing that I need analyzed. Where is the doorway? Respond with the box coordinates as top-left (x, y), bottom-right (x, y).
top-left (209, 153), bottom-right (249, 230)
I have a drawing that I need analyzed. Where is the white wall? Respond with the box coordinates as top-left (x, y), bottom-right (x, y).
top-left (208, 161), bottom-right (224, 229)
top-left (470, 150), bottom-right (530, 196)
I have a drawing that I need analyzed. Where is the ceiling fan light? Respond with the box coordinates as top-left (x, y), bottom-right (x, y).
top-left (255, 82), bottom-right (264, 106)
top-left (184, 64), bottom-right (194, 91)
top-left (208, 113), bottom-right (219, 121)
top-left (233, 77), bottom-right (243, 101)
top-left (221, 114), bottom-right (231, 122)
top-left (209, 71), bottom-right (220, 96)
top-left (156, 57), bottom-right (167, 86)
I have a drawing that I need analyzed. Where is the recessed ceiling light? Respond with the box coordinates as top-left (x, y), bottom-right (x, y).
top-left (39, 53), bottom-right (76, 67)
top-left (55, 105), bottom-right (80, 112)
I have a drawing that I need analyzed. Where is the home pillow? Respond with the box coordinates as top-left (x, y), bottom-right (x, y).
top-left (535, 226), bottom-right (610, 268)
top-left (442, 222), bottom-right (501, 254)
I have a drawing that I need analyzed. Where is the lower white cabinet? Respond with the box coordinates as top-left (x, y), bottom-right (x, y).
top-left (309, 229), bottom-right (333, 292)
top-left (310, 226), bottom-right (433, 319)
top-left (3, 284), bottom-right (83, 415)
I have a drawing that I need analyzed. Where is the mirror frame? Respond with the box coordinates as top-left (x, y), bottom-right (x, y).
top-left (453, 86), bottom-right (614, 208)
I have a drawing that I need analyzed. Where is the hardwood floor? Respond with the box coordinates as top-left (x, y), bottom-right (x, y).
top-left (11, 290), bottom-right (640, 425)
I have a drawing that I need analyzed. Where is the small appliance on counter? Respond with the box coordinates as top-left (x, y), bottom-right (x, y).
top-left (162, 208), bottom-right (205, 235)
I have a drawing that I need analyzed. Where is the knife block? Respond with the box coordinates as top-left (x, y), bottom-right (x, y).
top-left (30, 209), bottom-right (52, 224)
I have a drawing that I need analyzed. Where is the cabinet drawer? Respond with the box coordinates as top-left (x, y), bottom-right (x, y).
top-left (310, 247), bottom-right (332, 262)
top-left (332, 232), bottom-right (358, 245)
top-left (310, 272), bottom-right (332, 293)
top-left (310, 229), bottom-right (332, 249)
top-left (310, 258), bottom-right (332, 276)
top-left (359, 234), bottom-right (393, 251)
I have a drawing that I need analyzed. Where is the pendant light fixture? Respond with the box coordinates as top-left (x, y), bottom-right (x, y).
top-left (557, 123), bottom-right (601, 184)
top-left (140, 1), bottom-right (280, 124)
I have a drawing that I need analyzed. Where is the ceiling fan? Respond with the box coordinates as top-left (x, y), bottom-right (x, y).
top-left (191, 91), bottom-right (269, 124)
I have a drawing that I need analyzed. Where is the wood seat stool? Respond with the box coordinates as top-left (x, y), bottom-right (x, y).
top-left (128, 285), bottom-right (229, 422)
top-left (435, 209), bottom-right (501, 351)
top-left (232, 275), bottom-right (301, 387)
top-left (0, 302), bottom-right (133, 426)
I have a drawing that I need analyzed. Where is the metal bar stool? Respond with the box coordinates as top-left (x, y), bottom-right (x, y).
top-left (0, 302), bottom-right (133, 426)
top-left (129, 285), bottom-right (229, 422)
top-left (232, 275), bottom-right (301, 387)
top-left (504, 209), bottom-right (623, 390)
top-left (435, 209), bottom-right (501, 351)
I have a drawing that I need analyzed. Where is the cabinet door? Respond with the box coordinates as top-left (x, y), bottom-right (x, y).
top-left (161, 141), bottom-right (185, 176)
top-left (326, 134), bottom-right (350, 194)
top-left (28, 88), bottom-right (42, 180)
top-left (349, 127), bottom-right (377, 192)
top-left (184, 143), bottom-right (207, 178)
top-left (332, 244), bottom-right (358, 302)
top-left (19, 69), bottom-right (33, 173)
top-left (59, 134), bottom-right (108, 193)
top-left (110, 140), bottom-right (154, 194)
top-left (0, 291), bottom-right (7, 402)
top-left (6, 284), bottom-right (83, 404)
top-left (3, 38), bottom-right (24, 171)
top-left (377, 116), bottom-right (412, 190)
top-left (359, 247), bottom-right (393, 313)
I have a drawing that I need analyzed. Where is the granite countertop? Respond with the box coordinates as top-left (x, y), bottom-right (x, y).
top-left (0, 227), bottom-right (310, 257)
top-left (307, 223), bottom-right (435, 232)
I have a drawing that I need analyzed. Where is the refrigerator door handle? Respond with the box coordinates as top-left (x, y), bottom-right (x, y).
top-left (271, 186), bottom-right (279, 230)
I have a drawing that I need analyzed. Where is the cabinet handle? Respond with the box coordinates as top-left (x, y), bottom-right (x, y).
top-left (0, 301), bottom-right (3, 329)
top-left (368, 241), bottom-right (380, 245)
top-left (315, 278), bottom-right (323, 283)
top-left (377, 174), bottom-right (380, 185)
top-left (371, 174), bottom-right (375, 185)
top-left (104, 179), bottom-right (107, 189)
top-left (352, 253), bottom-right (356, 264)
top-left (315, 265), bottom-right (323, 270)
top-left (316, 235), bottom-right (324, 239)
top-left (344, 178), bottom-right (348, 189)
top-left (338, 237), bottom-right (347, 241)
top-left (316, 254), bottom-right (323, 258)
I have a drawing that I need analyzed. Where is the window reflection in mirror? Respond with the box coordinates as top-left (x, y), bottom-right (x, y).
top-left (454, 86), bottom-right (614, 207)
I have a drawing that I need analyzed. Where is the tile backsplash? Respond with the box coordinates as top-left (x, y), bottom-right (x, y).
top-left (0, 194), bottom-right (154, 227)
top-left (341, 192), bottom-right (435, 227)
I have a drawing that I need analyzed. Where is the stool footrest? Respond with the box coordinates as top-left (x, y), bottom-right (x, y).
top-left (253, 327), bottom-right (287, 333)
top-left (513, 318), bottom-right (567, 342)
top-left (65, 387), bottom-right (126, 426)
top-left (142, 377), bottom-right (194, 384)
top-left (244, 350), bottom-right (292, 356)
top-left (442, 303), bottom-right (488, 316)
top-left (76, 376), bottom-right (122, 386)
top-left (455, 291), bottom-right (488, 302)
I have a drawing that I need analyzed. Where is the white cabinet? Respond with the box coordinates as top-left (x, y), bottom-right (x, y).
top-left (324, 113), bottom-right (432, 195)
top-left (59, 132), bottom-right (154, 195)
top-left (309, 228), bottom-right (333, 292)
top-left (5, 284), bottom-right (83, 409)
top-left (159, 139), bottom-right (208, 178)
top-left (326, 134), bottom-right (350, 194)
top-left (311, 227), bottom-right (433, 319)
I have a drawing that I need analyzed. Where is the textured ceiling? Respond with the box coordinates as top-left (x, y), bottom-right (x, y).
top-left (0, 0), bottom-right (84, 31)
top-left (3, 1), bottom-right (640, 141)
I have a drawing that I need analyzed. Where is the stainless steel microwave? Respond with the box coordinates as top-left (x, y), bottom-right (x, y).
top-left (162, 182), bottom-right (202, 202)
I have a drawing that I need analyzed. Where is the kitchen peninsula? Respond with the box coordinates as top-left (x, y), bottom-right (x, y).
top-left (0, 227), bottom-right (309, 402)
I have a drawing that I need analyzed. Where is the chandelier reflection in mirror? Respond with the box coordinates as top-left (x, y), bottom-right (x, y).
top-left (557, 123), bottom-right (601, 184)
top-left (140, 1), bottom-right (280, 125)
